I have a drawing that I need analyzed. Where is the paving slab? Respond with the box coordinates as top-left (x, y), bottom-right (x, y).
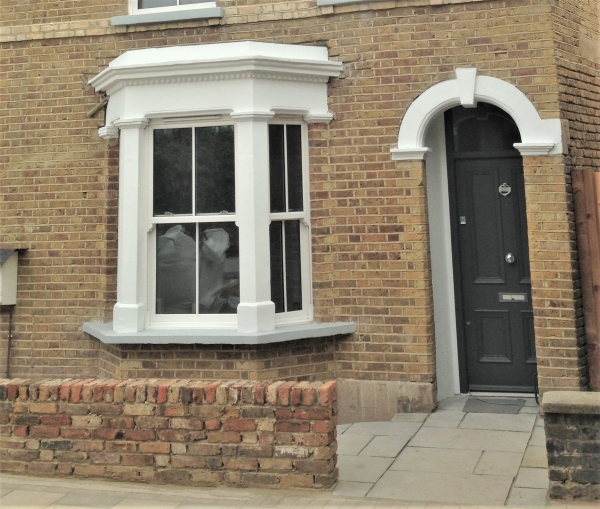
top-left (110, 496), bottom-right (183, 509)
top-left (0, 489), bottom-right (70, 509)
top-left (514, 468), bottom-right (550, 489)
top-left (390, 446), bottom-right (481, 475)
top-left (437, 395), bottom-right (469, 411)
top-left (344, 421), bottom-right (422, 437)
top-left (337, 433), bottom-right (374, 456)
top-left (506, 487), bottom-right (548, 506)
top-left (474, 451), bottom-right (522, 477)
top-left (332, 482), bottom-right (373, 498)
top-left (337, 424), bottom-right (352, 434)
top-left (337, 455), bottom-right (395, 483)
top-left (367, 470), bottom-right (513, 505)
top-left (359, 435), bottom-right (411, 458)
top-left (423, 411), bottom-right (465, 428)
top-left (176, 498), bottom-right (247, 508)
top-left (519, 406), bottom-right (540, 414)
top-left (460, 413), bottom-right (536, 433)
top-left (390, 413), bottom-right (428, 423)
top-left (522, 446), bottom-right (548, 468)
top-left (529, 426), bottom-right (547, 447)
top-left (409, 427), bottom-right (531, 453)
top-left (51, 492), bottom-right (127, 508)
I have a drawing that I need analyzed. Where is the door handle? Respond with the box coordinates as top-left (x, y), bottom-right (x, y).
top-left (505, 253), bottom-right (515, 264)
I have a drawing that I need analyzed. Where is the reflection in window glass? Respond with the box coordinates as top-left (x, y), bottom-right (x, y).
top-left (198, 222), bottom-right (239, 314)
top-left (156, 223), bottom-right (196, 314)
top-left (195, 126), bottom-right (235, 215)
top-left (269, 124), bottom-right (303, 214)
top-left (451, 103), bottom-right (521, 152)
top-left (153, 129), bottom-right (193, 216)
top-left (286, 125), bottom-right (303, 212)
top-left (269, 220), bottom-right (302, 313)
top-left (269, 125), bottom-right (286, 213)
top-left (156, 223), bottom-right (239, 315)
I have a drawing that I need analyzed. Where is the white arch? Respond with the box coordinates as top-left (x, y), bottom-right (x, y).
top-left (391, 68), bottom-right (563, 160)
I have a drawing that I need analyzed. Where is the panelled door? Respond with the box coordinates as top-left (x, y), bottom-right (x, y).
top-left (445, 104), bottom-right (537, 393)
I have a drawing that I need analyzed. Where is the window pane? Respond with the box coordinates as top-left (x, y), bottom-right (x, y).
top-left (451, 103), bottom-right (521, 152)
top-left (269, 125), bottom-right (286, 213)
top-left (139, 0), bottom-right (177, 8)
top-left (286, 125), bottom-right (303, 212)
top-left (195, 126), bottom-right (235, 215)
top-left (269, 221), bottom-right (285, 313)
top-left (153, 128), bottom-right (193, 216)
top-left (198, 222), bottom-right (239, 314)
top-left (284, 221), bottom-right (303, 312)
top-left (156, 224), bottom-right (196, 314)
top-left (180, 0), bottom-right (210, 4)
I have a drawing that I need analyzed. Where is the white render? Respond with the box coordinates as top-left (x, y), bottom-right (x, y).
top-left (88, 42), bottom-right (344, 336)
top-left (391, 68), bottom-right (563, 160)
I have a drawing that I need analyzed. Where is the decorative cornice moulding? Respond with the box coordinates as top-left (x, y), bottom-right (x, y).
top-left (89, 43), bottom-right (344, 96)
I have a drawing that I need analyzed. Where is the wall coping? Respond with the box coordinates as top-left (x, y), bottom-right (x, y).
top-left (542, 391), bottom-right (600, 415)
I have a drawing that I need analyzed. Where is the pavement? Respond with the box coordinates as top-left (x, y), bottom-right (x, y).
top-left (1, 394), bottom-right (597, 509)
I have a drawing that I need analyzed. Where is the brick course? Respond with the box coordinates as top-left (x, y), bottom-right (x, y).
top-left (1, 0), bottom-right (598, 400)
top-left (0, 378), bottom-right (338, 489)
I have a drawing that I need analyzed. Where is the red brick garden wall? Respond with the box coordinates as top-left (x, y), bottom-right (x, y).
top-left (0, 378), bottom-right (338, 489)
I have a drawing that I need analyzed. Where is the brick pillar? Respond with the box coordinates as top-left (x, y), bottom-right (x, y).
top-left (522, 155), bottom-right (587, 393)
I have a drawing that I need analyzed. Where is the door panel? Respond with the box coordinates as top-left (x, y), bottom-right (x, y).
top-left (476, 310), bottom-right (512, 363)
top-left (450, 156), bottom-right (536, 392)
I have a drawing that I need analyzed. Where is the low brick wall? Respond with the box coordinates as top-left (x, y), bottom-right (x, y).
top-left (0, 378), bottom-right (338, 489)
top-left (543, 391), bottom-right (600, 501)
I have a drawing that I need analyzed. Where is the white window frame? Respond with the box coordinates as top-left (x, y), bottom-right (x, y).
top-left (85, 42), bottom-right (353, 342)
top-left (267, 121), bottom-right (313, 327)
top-left (128, 0), bottom-right (217, 15)
top-left (147, 118), bottom-right (239, 329)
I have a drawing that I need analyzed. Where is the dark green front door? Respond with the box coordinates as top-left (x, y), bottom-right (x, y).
top-left (446, 104), bottom-right (536, 393)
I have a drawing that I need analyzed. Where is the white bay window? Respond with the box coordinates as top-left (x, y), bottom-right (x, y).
top-left (84, 42), bottom-right (355, 344)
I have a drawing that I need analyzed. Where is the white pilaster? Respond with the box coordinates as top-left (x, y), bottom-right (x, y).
top-left (233, 113), bottom-right (276, 333)
top-left (113, 118), bottom-right (149, 333)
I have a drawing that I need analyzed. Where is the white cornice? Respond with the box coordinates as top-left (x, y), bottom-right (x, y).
top-left (98, 125), bottom-right (119, 140)
top-left (390, 148), bottom-right (432, 161)
top-left (513, 143), bottom-right (555, 156)
top-left (89, 44), bottom-right (344, 95)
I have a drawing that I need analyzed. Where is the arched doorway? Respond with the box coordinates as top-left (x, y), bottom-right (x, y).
top-left (445, 103), bottom-right (536, 393)
top-left (391, 69), bottom-right (566, 400)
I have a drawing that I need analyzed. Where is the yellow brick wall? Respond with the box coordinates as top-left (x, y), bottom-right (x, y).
top-left (0, 0), bottom-right (592, 394)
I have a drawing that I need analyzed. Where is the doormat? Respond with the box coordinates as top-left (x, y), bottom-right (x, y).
top-left (463, 397), bottom-right (525, 414)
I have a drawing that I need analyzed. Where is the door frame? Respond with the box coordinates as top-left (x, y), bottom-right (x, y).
top-left (394, 68), bottom-right (565, 401)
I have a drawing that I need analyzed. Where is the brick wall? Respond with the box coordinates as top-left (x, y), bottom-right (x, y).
top-left (0, 378), bottom-right (338, 489)
top-left (0, 0), bottom-right (592, 396)
top-left (553, 0), bottom-right (600, 390)
top-left (543, 391), bottom-right (600, 501)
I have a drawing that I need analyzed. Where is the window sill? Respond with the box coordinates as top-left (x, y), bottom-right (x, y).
top-left (83, 321), bottom-right (356, 345)
top-left (111, 7), bottom-right (224, 26)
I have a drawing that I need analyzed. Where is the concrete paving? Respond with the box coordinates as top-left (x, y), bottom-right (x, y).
top-left (335, 395), bottom-right (555, 506)
top-left (0, 395), bottom-right (596, 508)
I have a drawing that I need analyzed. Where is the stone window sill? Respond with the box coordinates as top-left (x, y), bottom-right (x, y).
top-left (111, 7), bottom-right (224, 26)
top-left (83, 321), bottom-right (355, 345)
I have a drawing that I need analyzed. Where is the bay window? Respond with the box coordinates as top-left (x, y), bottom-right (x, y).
top-left (84, 42), bottom-right (354, 343)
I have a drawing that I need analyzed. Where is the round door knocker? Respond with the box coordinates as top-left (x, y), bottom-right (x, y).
top-left (499, 183), bottom-right (512, 197)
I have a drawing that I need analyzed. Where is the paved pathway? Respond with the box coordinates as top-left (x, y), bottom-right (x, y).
top-left (335, 395), bottom-right (550, 506)
top-left (1, 395), bottom-right (597, 508)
